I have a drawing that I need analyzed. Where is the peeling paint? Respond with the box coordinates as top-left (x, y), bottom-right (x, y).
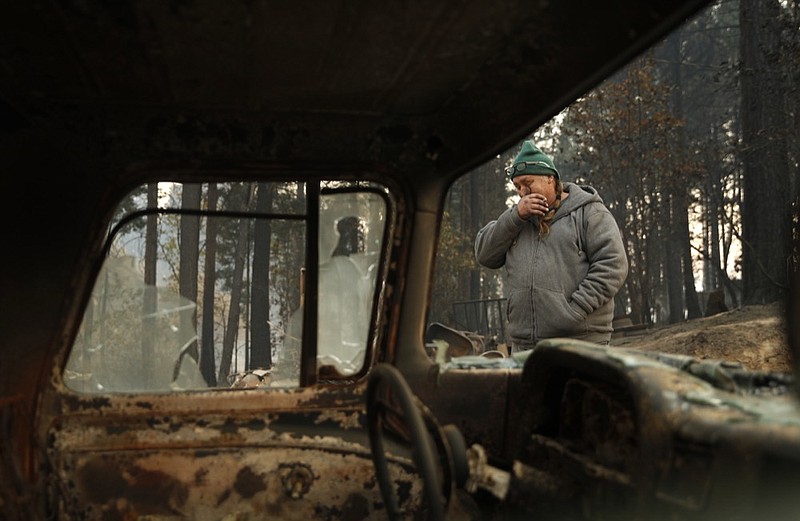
top-left (315, 410), bottom-right (363, 430)
top-left (53, 447), bottom-right (421, 520)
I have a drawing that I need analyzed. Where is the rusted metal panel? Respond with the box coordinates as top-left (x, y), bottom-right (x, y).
top-left (55, 448), bottom-right (421, 520)
top-left (46, 406), bottom-right (425, 520)
top-left (45, 380), bottom-right (365, 416)
top-left (48, 410), bottom-right (371, 452)
top-left (38, 373), bottom-right (434, 520)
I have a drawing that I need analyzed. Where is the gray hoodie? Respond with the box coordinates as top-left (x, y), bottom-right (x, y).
top-left (475, 182), bottom-right (627, 349)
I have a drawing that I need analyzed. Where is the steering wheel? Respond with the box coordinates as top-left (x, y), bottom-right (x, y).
top-left (366, 364), bottom-right (449, 520)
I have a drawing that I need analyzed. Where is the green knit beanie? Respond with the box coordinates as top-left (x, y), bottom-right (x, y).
top-left (505, 141), bottom-right (559, 179)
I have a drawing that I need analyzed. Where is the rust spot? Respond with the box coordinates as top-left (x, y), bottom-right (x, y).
top-left (315, 493), bottom-right (369, 521)
top-left (244, 418), bottom-right (266, 431)
top-left (396, 479), bottom-right (413, 505)
top-left (341, 493), bottom-right (370, 521)
top-left (220, 418), bottom-right (239, 434)
top-left (129, 465), bottom-right (189, 508)
top-left (362, 475), bottom-right (377, 490)
top-left (77, 459), bottom-right (189, 515)
top-left (234, 466), bottom-right (266, 499)
top-left (216, 488), bottom-right (231, 506)
top-left (194, 468), bottom-right (208, 486)
top-left (77, 459), bottom-right (127, 503)
top-left (105, 424), bottom-right (127, 435)
top-left (61, 394), bottom-right (111, 411)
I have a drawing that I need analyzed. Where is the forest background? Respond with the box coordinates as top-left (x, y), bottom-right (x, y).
top-left (95, 0), bottom-right (800, 386)
top-left (429, 0), bottom-right (800, 332)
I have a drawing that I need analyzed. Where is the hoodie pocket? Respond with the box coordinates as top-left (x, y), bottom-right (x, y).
top-left (534, 287), bottom-right (587, 338)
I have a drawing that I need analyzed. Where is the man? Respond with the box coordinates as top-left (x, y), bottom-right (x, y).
top-left (475, 141), bottom-right (627, 351)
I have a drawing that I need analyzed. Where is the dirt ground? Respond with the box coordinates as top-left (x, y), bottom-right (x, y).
top-left (611, 302), bottom-right (794, 374)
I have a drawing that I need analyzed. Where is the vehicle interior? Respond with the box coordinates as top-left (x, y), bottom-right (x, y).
top-left (2, 0), bottom-right (799, 520)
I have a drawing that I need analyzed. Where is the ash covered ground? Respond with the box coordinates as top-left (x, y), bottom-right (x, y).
top-left (612, 303), bottom-right (792, 373)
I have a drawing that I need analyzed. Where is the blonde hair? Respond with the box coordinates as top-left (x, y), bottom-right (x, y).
top-left (538, 179), bottom-right (563, 237)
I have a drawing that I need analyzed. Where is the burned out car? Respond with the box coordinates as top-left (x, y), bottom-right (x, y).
top-left (2, 0), bottom-right (800, 520)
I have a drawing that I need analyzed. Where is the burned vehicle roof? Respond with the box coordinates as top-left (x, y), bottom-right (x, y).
top-left (6, 1), bottom-right (800, 520)
top-left (1, 1), bottom-right (711, 180)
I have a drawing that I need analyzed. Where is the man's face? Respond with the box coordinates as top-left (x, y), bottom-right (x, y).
top-left (512, 174), bottom-right (555, 203)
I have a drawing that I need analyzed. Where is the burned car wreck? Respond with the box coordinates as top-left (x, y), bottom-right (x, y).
top-left (2, 0), bottom-right (800, 520)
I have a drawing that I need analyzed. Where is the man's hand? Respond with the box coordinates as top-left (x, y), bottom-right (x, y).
top-left (516, 193), bottom-right (550, 220)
